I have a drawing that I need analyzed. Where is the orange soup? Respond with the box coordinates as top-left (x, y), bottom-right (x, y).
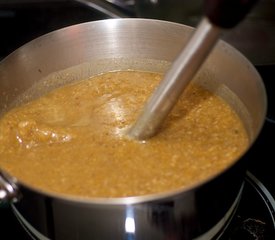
top-left (0, 70), bottom-right (249, 198)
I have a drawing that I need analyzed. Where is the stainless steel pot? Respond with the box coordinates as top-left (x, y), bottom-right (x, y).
top-left (0, 18), bottom-right (267, 239)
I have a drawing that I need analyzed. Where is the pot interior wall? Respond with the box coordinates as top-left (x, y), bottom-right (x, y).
top-left (0, 19), bottom-right (266, 142)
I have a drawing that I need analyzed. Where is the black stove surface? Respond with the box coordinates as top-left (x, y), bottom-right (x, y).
top-left (0, 1), bottom-right (275, 239)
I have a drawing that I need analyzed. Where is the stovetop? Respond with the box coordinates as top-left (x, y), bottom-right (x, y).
top-left (0, 1), bottom-right (275, 239)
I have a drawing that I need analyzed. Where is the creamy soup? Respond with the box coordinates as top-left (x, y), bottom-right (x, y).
top-left (0, 70), bottom-right (249, 198)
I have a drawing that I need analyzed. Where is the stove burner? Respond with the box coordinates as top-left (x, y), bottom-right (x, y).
top-left (219, 172), bottom-right (275, 240)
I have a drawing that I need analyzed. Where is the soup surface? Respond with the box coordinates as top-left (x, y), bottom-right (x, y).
top-left (0, 70), bottom-right (249, 198)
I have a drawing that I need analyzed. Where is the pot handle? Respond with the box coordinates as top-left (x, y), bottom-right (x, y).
top-left (204, 0), bottom-right (259, 28)
top-left (0, 170), bottom-right (20, 205)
